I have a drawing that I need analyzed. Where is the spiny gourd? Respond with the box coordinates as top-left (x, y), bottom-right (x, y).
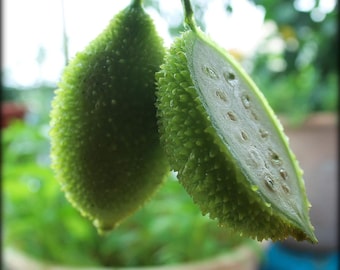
top-left (156, 0), bottom-right (317, 243)
top-left (50, 0), bottom-right (169, 234)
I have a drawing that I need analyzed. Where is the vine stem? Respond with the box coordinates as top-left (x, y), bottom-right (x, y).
top-left (132, 0), bottom-right (143, 7)
top-left (181, 0), bottom-right (198, 32)
top-left (61, 0), bottom-right (69, 66)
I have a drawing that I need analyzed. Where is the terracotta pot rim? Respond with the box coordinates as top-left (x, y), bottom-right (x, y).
top-left (4, 241), bottom-right (268, 270)
top-left (279, 112), bottom-right (337, 129)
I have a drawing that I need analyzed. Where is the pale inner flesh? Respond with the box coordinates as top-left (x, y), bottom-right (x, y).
top-left (189, 37), bottom-right (307, 226)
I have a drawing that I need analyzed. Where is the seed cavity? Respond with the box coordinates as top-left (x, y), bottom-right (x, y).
top-left (227, 111), bottom-right (237, 121)
top-left (223, 71), bottom-right (236, 82)
top-left (241, 94), bottom-right (251, 108)
top-left (259, 128), bottom-right (269, 138)
top-left (281, 183), bottom-right (290, 193)
top-left (202, 65), bottom-right (218, 79)
top-left (251, 110), bottom-right (258, 120)
top-left (247, 148), bottom-right (261, 168)
top-left (215, 90), bottom-right (228, 103)
top-left (241, 131), bottom-right (248, 140)
top-left (279, 168), bottom-right (288, 180)
top-left (269, 149), bottom-right (282, 166)
top-left (264, 160), bottom-right (269, 169)
top-left (264, 174), bottom-right (275, 191)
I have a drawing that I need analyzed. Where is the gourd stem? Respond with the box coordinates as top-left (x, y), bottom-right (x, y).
top-left (132, 0), bottom-right (143, 8)
top-left (181, 0), bottom-right (198, 32)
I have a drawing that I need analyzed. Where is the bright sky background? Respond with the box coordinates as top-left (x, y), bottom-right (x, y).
top-left (2, 0), bottom-right (336, 88)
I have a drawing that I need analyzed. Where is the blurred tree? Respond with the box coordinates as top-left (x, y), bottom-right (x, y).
top-left (249, 0), bottom-right (337, 119)
top-left (253, 0), bottom-right (337, 75)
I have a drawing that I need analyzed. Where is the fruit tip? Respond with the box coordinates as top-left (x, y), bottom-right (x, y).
top-left (302, 225), bottom-right (318, 244)
top-left (307, 232), bottom-right (318, 244)
top-left (97, 229), bottom-right (110, 237)
top-left (94, 219), bottom-right (117, 235)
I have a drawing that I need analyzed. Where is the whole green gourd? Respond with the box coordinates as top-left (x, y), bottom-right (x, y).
top-left (156, 0), bottom-right (317, 243)
top-left (50, 0), bottom-right (169, 233)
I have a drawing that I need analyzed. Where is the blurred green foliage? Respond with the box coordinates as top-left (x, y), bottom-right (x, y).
top-left (250, 0), bottom-right (337, 124)
top-left (3, 121), bottom-right (256, 267)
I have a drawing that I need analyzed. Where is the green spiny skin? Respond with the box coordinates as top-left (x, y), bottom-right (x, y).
top-left (50, 0), bottom-right (169, 234)
top-left (156, 0), bottom-right (317, 243)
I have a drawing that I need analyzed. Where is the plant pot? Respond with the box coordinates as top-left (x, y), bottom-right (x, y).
top-left (4, 241), bottom-right (268, 270)
top-left (278, 113), bottom-right (338, 252)
top-left (1, 102), bottom-right (27, 128)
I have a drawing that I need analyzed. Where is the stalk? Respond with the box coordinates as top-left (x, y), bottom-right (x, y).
top-left (181, 0), bottom-right (198, 32)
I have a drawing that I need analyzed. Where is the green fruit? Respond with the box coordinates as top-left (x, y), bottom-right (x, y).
top-left (156, 0), bottom-right (316, 243)
top-left (50, 0), bottom-right (169, 233)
